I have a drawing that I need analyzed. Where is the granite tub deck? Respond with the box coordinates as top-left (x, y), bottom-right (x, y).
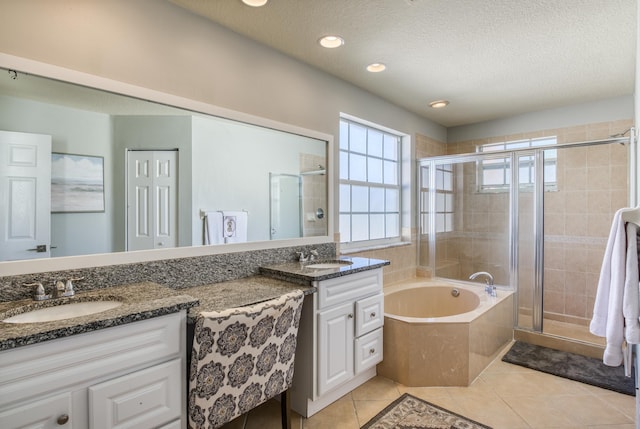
top-left (0, 276), bottom-right (315, 352)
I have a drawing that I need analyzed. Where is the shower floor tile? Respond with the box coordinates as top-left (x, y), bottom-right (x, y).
top-left (542, 318), bottom-right (605, 345)
top-left (518, 313), bottom-right (606, 346)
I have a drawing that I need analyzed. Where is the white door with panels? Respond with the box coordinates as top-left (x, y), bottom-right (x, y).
top-left (0, 130), bottom-right (52, 261)
top-left (127, 150), bottom-right (178, 251)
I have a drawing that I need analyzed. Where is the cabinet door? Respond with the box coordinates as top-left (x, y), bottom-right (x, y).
top-left (317, 302), bottom-right (354, 396)
top-left (89, 359), bottom-right (182, 429)
top-left (355, 293), bottom-right (384, 337)
top-left (0, 392), bottom-right (73, 429)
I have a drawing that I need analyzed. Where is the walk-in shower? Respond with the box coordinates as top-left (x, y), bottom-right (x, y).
top-left (418, 132), bottom-right (635, 347)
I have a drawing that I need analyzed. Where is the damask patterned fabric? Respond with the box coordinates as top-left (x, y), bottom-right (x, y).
top-left (188, 290), bottom-right (305, 429)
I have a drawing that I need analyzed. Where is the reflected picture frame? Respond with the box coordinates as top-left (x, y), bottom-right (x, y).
top-left (51, 153), bottom-right (105, 213)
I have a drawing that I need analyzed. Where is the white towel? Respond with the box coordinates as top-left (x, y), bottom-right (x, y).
top-left (222, 211), bottom-right (248, 243)
top-left (623, 222), bottom-right (640, 344)
top-left (590, 209), bottom-right (640, 366)
top-left (204, 211), bottom-right (224, 245)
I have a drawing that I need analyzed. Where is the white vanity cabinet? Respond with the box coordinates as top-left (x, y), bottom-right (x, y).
top-left (0, 312), bottom-right (186, 429)
top-left (292, 268), bottom-right (384, 417)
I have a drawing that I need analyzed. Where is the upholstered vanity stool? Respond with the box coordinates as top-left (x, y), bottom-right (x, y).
top-left (188, 290), bottom-right (305, 429)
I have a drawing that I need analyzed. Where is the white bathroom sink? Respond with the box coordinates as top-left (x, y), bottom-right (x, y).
top-left (2, 301), bottom-right (123, 324)
top-left (306, 260), bottom-right (354, 269)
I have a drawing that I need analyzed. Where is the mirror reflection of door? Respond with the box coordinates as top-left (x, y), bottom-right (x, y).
top-left (0, 130), bottom-right (52, 261)
top-left (269, 173), bottom-right (302, 240)
top-left (127, 150), bottom-right (178, 251)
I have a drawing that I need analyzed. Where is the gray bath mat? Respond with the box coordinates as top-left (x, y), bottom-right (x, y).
top-left (502, 341), bottom-right (635, 396)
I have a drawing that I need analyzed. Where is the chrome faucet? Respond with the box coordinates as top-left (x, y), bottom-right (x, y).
top-left (469, 271), bottom-right (496, 297)
top-left (297, 249), bottom-right (319, 262)
top-left (26, 277), bottom-right (83, 301)
top-left (26, 282), bottom-right (50, 301)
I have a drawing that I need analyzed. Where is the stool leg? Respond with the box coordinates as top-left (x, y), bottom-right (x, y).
top-left (281, 390), bottom-right (291, 429)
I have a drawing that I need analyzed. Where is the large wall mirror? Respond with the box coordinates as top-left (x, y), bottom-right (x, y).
top-left (0, 62), bottom-right (330, 268)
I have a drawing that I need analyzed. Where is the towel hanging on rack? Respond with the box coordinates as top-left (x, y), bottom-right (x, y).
top-left (203, 211), bottom-right (224, 245)
top-left (590, 207), bottom-right (640, 367)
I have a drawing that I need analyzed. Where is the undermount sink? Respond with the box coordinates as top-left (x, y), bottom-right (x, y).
top-left (2, 301), bottom-right (123, 324)
top-left (306, 260), bottom-right (354, 269)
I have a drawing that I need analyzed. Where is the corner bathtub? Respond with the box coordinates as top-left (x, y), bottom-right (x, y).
top-left (377, 280), bottom-right (514, 386)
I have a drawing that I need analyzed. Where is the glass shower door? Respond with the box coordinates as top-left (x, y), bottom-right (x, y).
top-left (514, 151), bottom-right (538, 332)
top-left (541, 142), bottom-right (628, 344)
top-left (420, 156), bottom-right (511, 285)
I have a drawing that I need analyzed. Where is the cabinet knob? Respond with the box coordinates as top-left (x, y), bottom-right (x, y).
top-left (370, 312), bottom-right (376, 318)
top-left (369, 348), bottom-right (376, 354)
top-left (57, 414), bottom-right (69, 425)
top-left (348, 313), bottom-right (354, 319)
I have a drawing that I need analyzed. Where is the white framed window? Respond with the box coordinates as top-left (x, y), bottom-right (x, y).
top-left (339, 118), bottom-right (402, 247)
top-left (477, 137), bottom-right (557, 192)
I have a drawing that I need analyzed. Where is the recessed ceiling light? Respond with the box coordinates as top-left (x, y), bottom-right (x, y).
top-left (318, 35), bottom-right (345, 48)
top-left (241, 0), bottom-right (268, 7)
top-left (429, 100), bottom-right (449, 109)
top-left (366, 63), bottom-right (386, 73)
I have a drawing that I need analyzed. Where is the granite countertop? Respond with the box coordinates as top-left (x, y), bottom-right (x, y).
top-left (0, 260), bottom-right (379, 352)
top-left (259, 256), bottom-right (390, 284)
top-left (183, 275), bottom-right (315, 322)
top-left (0, 282), bottom-right (199, 351)
top-left (0, 276), bottom-right (316, 352)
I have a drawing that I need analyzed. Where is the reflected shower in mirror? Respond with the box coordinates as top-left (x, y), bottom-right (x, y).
top-left (0, 68), bottom-right (328, 262)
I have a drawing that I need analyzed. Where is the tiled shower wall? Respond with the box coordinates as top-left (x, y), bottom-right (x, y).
top-left (441, 119), bottom-right (632, 326)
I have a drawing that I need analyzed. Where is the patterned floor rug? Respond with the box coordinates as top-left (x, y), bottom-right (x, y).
top-left (361, 393), bottom-right (492, 429)
top-left (502, 341), bottom-right (635, 396)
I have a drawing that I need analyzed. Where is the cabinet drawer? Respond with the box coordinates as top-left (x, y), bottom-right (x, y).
top-left (355, 293), bottom-right (384, 337)
top-left (355, 328), bottom-right (383, 374)
top-left (89, 358), bottom-right (182, 429)
top-left (0, 391), bottom-right (72, 429)
top-left (316, 269), bottom-right (382, 310)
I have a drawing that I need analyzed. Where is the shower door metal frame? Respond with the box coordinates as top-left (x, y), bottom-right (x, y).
top-left (418, 133), bottom-right (633, 334)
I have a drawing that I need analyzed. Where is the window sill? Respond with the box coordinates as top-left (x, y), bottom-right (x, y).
top-left (340, 241), bottom-right (412, 255)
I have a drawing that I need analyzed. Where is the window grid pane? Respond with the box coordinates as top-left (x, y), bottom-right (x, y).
top-left (421, 163), bottom-right (454, 233)
top-left (477, 137), bottom-right (557, 191)
top-left (340, 119), bottom-right (401, 243)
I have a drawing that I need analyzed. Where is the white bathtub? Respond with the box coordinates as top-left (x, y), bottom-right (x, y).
top-left (377, 279), bottom-right (514, 386)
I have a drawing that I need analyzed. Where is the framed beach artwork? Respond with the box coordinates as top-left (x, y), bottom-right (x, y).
top-left (51, 153), bottom-right (105, 213)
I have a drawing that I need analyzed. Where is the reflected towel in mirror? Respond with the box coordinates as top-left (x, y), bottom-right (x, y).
top-left (204, 211), bottom-right (224, 245)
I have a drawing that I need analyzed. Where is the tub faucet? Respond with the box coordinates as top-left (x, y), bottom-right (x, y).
top-left (469, 271), bottom-right (496, 297)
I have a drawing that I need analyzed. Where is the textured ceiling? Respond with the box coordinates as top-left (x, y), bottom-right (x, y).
top-left (170, 0), bottom-right (636, 127)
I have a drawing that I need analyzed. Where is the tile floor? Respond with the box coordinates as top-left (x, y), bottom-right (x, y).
top-left (220, 341), bottom-right (636, 429)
